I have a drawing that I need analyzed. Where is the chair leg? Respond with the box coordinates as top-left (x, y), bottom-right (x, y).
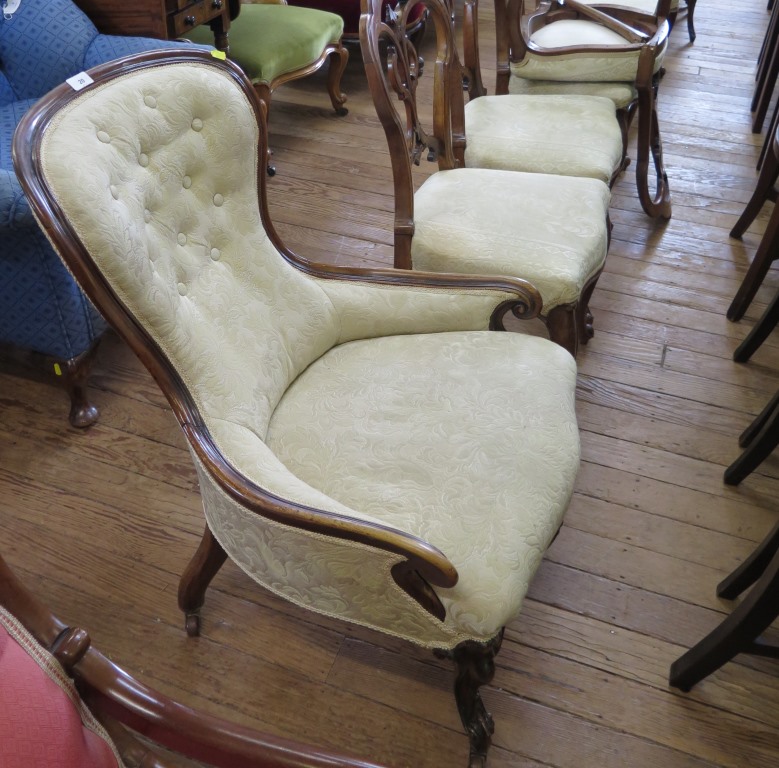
top-left (669, 542), bottom-right (779, 692)
top-left (326, 44), bottom-right (349, 116)
top-left (545, 304), bottom-right (580, 358)
top-left (685, 0), bottom-right (697, 43)
top-left (732, 287), bottom-right (779, 363)
top-left (436, 631), bottom-right (504, 768)
top-left (723, 388), bottom-right (779, 485)
top-left (60, 344), bottom-right (101, 429)
top-left (727, 204), bottom-right (779, 322)
top-left (178, 525), bottom-right (228, 637)
top-left (635, 76), bottom-right (672, 219)
top-left (729, 140), bottom-right (779, 239)
top-left (718, 517), bottom-right (779, 599)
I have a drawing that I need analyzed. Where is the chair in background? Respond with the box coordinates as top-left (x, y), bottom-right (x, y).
top-left (727, 123), bottom-right (779, 323)
top-left (0, 0), bottom-right (201, 427)
top-left (460, 0), bottom-right (627, 186)
top-left (361, 0), bottom-right (613, 355)
top-left (0, 550), bottom-right (386, 768)
top-left (493, 0), bottom-right (673, 219)
top-left (14, 47), bottom-right (582, 768)
top-left (578, 0), bottom-right (697, 42)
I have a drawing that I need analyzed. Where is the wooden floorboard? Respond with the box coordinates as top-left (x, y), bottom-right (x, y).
top-left (4, 0), bottom-right (779, 765)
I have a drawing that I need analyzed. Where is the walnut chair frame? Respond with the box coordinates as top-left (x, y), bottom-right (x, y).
top-left (495, 0), bottom-right (672, 219)
top-left (14, 48), bottom-right (582, 768)
top-left (360, 0), bottom-right (614, 356)
top-left (0, 550), bottom-right (388, 768)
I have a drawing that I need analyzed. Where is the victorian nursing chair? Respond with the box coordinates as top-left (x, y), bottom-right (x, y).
top-left (0, 0), bottom-right (202, 427)
top-left (492, 0), bottom-right (672, 219)
top-left (13, 47), bottom-right (582, 768)
top-left (0, 550), bottom-right (387, 768)
top-left (361, 0), bottom-right (612, 355)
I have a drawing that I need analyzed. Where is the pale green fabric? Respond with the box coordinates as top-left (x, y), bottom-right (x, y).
top-left (412, 168), bottom-right (611, 309)
top-left (464, 93), bottom-right (624, 182)
top-left (515, 19), bottom-right (667, 83)
top-left (38, 62), bottom-right (580, 648)
top-left (507, 75), bottom-right (637, 109)
top-left (185, 4), bottom-right (344, 84)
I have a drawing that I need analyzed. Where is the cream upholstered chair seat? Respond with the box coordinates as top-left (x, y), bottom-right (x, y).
top-left (411, 169), bottom-right (610, 309)
top-left (463, 93), bottom-right (624, 182)
top-left (513, 19), bottom-right (667, 84)
top-left (13, 48), bottom-right (581, 768)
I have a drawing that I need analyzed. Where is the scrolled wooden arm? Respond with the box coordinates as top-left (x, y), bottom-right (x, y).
top-left (0, 553), bottom-right (389, 768)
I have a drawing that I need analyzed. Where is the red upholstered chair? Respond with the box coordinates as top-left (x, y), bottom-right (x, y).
top-left (0, 551), bottom-right (385, 768)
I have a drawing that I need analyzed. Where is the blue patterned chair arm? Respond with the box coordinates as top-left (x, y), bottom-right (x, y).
top-left (85, 34), bottom-right (210, 69)
top-left (0, 168), bottom-right (33, 229)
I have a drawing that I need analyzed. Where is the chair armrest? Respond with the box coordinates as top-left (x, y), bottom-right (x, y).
top-left (0, 168), bottom-right (34, 230)
top-left (306, 264), bottom-right (543, 344)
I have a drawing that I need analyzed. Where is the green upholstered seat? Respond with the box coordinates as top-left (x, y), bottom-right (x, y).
top-left (186, 4), bottom-right (344, 85)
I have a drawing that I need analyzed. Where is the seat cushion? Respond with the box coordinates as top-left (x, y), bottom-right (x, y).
top-left (266, 330), bottom-right (579, 639)
top-left (0, 607), bottom-right (122, 768)
top-left (411, 168), bottom-right (610, 310)
top-left (578, 0), bottom-right (679, 12)
top-left (186, 4), bottom-right (344, 85)
top-left (286, 0), bottom-right (427, 37)
top-left (516, 19), bottom-right (667, 83)
top-left (507, 74), bottom-right (637, 109)
top-left (464, 93), bottom-right (624, 183)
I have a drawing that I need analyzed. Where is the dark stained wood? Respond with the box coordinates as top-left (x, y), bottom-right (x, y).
top-left (3, 0), bottom-right (779, 766)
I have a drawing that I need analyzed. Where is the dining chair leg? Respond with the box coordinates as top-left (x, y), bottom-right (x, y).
top-left (732, 287), bottom-right (779, 362)
top-left (635, 73), bottom-right (672, 219)
top-left (730, 136), bottom-right (779, 239)
top-left (669, 537), bottom-right (779, 692)
top-left (717, 517), bottom-right (779, 599)
top-left (685, 0), bottom-right (697, 43)
top-left (727, 205), bottom-right (779, 322)
top-left (178, 525), bottom-right (228, 637)
top-left (723, 388), bottom-right (779, 484)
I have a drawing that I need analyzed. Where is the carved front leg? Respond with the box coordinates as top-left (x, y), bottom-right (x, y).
top-left (436, 630), bottom-right (504, 768)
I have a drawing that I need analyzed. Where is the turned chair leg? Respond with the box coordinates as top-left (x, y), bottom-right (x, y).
top-left (178, 525), bottom-right (228, 637)
top-left (732, 287), bottom-right (779, 363)
top-left (61, 345), bottom-right (100, 429)
top-left (436, 631), bottom-right (504, 768)
top-left (546, 305), bottom-right (580, 358)
top-left (669, 535), bottom-right (779, 692)
top-left (685, 0), bottom-right (697, 43)
top-left (723, 386), bottom-right (779, 485)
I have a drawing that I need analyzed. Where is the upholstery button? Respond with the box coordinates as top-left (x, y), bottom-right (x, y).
top-left (210, 248), bottom-right (221, 261)
top-left (183, 176), bottom-right (192, 189)
top-left (143, 209), bottom-right (152, 223)
top-left (144, 95), bottom-right (157, 108)
top-left (139, 153), bottom-right (149, 167)
top-left (177, 233), bottom-right (187, 246)
top-left (213, 193), bottom-right (224, 207)
top-left (97, 130), bottom-right (110, 143)
top-left (109, 185), bottom-right (119, 200)
top-left (191, 118), bottom-right (203, 132)
top-left (177, 282), bottom-right (187, 296)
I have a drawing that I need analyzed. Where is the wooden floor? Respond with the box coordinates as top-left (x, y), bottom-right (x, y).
top-left (3, 1), bottom-right (779, 766)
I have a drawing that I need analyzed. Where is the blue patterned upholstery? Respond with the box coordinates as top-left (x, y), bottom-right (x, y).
top-left (0, 0), bottom-right (203, 388)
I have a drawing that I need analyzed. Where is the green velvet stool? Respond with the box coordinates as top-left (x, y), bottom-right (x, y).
top-left (186, 1), bottom-right (348, 115)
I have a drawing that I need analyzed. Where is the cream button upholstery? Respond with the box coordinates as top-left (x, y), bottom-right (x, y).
top-left (210, 248), bottom-right (221, 261)
top-left (109, 185), bottom-right (119, 200)
top-left (177, 233), bottom-right (187, 246)
top-left (97, 130), bottom-right (110, 143)
top-left (183, 176), bottom-right (192, 189)
top-left (177, 282), bottom-right (187, 296)
top-left (139, 153), bottom-right (149, 167)
top-left (143, 209), bottom-right (152, 223)
top-left (191, 118), bottom-right (204, 131)
top-left (144, 95), bottom-right (157, 108)
top-left (213, 193), bottom-right (224, 207)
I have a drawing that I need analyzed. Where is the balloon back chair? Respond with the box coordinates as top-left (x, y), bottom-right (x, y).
top-left (489, 0), bottom-right (672, 219)
top-left (360, 0), bottom-right (613, 356)
top-left (0, 550), bottom-right (388, 768)
top-left (13, 48), bottom-right (582, 768)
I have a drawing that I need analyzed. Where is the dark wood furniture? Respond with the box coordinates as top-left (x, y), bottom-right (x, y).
top-left (71, 0), bottom-right (240, 50)
top-left (0, 550), bottom-right (386, 768)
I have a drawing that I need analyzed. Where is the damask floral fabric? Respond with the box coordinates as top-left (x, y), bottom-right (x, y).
top-left (464, 93), bottom-right (624, 182)
top-left (411, 168), bottom-right (611, 310)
